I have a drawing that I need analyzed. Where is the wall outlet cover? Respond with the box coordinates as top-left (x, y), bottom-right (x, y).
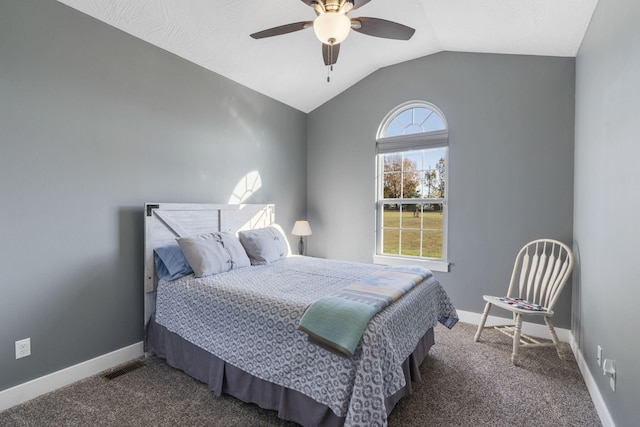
top-left (15, 338), bottom-right (31, 359)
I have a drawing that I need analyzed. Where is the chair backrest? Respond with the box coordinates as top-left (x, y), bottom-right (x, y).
top-left (506, 239), bottom-right (574, 311)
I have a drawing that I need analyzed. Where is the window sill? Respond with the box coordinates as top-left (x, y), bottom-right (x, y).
top-left (373, 255), bottom-right (450, 273)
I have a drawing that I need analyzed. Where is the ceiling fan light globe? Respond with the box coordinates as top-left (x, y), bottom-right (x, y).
top-left (313, 12), bottom-right (351, 45)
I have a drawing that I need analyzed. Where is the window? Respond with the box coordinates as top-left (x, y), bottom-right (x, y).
top-left (374, 101), bottom-right (449, 272)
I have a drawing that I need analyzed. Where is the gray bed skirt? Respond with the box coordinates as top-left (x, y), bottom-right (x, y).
top-left (146, 319), bottom-right (435, 426)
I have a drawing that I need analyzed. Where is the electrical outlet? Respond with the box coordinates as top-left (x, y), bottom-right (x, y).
top-left (15, 338), bottom-right (31, 359)
top-left (610, 373), bottom-right (616, 392)
top-left (597, 345), bottom-right (602, 367)
top-left (603, 358), bottom-right (616, 392)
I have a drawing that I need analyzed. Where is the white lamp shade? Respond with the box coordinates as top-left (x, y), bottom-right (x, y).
top-left (291, 220), bottom-right (312, 236)
top-left (313, 12), bottom-right (351, 45)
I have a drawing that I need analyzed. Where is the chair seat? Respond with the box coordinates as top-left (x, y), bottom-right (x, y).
top-left (482, 295), bottom-right (554, 317)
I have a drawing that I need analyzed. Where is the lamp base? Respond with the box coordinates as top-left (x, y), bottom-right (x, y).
top-left (298, 237), bottom-right (304, 255)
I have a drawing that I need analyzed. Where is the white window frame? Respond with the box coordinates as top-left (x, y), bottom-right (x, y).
top-left (374, 101), bottom-right (450, 272)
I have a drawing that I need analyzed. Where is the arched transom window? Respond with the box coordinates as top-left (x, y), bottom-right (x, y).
top-left (381, 104), bottom-right (447, 137)
top-left (375, 101), bottom-right (449, 271)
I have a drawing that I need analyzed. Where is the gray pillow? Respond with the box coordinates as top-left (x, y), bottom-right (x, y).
top-left (176, 233), bottom-right (232, 277)
top-left (238, 225), bottom-right (289, 265)
top-left (217, 232), bottom-right (251, 269)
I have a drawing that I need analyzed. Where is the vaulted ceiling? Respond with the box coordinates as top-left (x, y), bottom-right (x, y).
top-left (57, 0), bottom-right (599, 113)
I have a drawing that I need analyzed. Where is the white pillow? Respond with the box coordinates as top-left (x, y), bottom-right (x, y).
top-left (176, 233), bottom-right (232, 277)
top-left (238, 224), bottom-right (290, 265)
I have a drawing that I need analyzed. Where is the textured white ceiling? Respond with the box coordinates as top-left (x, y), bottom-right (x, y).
top-left (57, 0), bottom-right (599, 113)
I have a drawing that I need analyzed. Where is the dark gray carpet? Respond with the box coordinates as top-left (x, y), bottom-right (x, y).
top-left (0, 322), bottom-right (601, 426)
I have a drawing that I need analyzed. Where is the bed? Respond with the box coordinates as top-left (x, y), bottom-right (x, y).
top-left (144, 203), bottom-right (458, 427)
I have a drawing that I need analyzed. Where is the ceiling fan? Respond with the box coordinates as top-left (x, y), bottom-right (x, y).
top-left (250, 0), bottom-right (415, 76)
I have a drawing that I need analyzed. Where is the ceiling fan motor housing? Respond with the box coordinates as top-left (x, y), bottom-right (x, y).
top-left (313, 0), bottom-right (355, 14)
top-left (325, 0), bottom-right (342, 12)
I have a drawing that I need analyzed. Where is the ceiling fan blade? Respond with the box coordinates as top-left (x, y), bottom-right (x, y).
top-left (352, 0), bottom-right (372, 10)
top-left (351, 17), bottom-right (415, 40)
top-left (322, 43), bottom-right (340, 66)
top-left (250, 21), bottom-right (312, 39)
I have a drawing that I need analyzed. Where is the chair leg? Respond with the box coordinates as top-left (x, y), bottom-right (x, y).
top-left (544, 316), bottom-right (564, 360)
top-left (474, 302), bottom-right (492, 342)
top-left (511, 313), bottom-right (522, 365)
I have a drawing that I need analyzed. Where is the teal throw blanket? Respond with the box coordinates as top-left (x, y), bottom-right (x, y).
top-left (298, 266), bottom-right (431, 357)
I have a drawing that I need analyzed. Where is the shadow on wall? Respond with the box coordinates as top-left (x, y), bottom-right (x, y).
top-left (120, 205), bottom-right (145, 328)
top-left (570, 242), bottom-right (582, 348)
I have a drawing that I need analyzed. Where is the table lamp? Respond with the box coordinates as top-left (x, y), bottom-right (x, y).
top-left (291, 220), bottom-right (312, 255)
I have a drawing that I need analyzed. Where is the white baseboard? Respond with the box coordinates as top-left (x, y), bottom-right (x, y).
top-left (456, 309), bottom-right (572, 342)
top-left (0, 341), bottom-right (144, 412)
top-left (571, 339), bottom-right (616, 427)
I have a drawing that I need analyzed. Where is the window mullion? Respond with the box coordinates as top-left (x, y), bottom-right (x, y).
top-left (419, 204), bottom-right (424, 257)
top-left (398, 204), bottom-right (403, 255)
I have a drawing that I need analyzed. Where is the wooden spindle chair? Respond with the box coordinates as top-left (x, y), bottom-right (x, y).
top-left (474, 239), bottom-right (574, 365)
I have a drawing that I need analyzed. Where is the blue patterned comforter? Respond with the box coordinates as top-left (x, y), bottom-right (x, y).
top-left (155, 256), bottom-right (457, 427)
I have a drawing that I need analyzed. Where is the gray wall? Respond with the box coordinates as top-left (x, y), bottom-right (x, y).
top-left (574, 0), bottom-right (640, 425)
top-left (0, 0), bottom-right (306, 391)
top-left (307, 52), bottom-right (576, 327)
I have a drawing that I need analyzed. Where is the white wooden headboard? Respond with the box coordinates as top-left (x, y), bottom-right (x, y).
top-left (144, 203), bottom-right (275, 325)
